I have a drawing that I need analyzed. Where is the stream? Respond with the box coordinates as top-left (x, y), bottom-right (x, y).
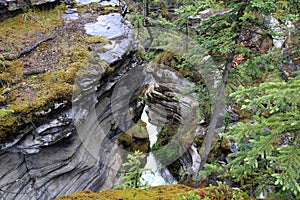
top-left (141, 105), bottom-right (177, 186)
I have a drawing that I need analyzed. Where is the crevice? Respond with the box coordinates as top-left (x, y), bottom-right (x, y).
top-left (22, 153), bottom-right (37, 199)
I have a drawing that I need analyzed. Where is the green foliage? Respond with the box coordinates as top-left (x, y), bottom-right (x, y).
top-left (198, 76), bottom-right (300, 197)
top-left (198, 162), bottom-right (224, 181)
top-left (179, 190), bottom-right (203, 200)
top-left (224, 75), bottom-right (300, 196)
top-left (179, 0), bottom-right (299, 83)
top-left (118, 151), bottom-right (154, 189)
top-left (128, 0), bottom-right (300, 197)
top-left (179, 182), bottom-right (252, 200)
top-left (0, 109), bottom-right (14, 117)
top-left (172, 0), bottom-right (300, 198)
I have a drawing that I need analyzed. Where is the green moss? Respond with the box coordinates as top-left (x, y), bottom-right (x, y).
top-left (127, 2), bottom-right (135, 12)
top-left (0, 95), bottom-right (6, 104)
top-left (153, 52), bottom-right (177, 67)
top-left (58, 184), bottom-right (253, 200)
top-left (84, 36), bottom-right (109, 44)
top-left (151, 51), bottom-right (204, 83)
top-left (8, 43), bottom-right (89, 114)
top-left (0, 4), bottom-right (66, 55)
top-left (118, 119), bottom-right (150, 153)
top-left (152, 124), bottom-right (177, 151)
top-left (1, 87), bottom-right (12, 94)
top-left (0, 109), bottom-right (14, 116)
top-left (57, 184), bottom-right (194, 200)
top-left (76, 3), bottom-right (119, 15)
top-left (105, 66), bottom-right (115, 76)
top-left (0, 42), bottom-right (91, 143)
top-left (0, 3), bottom-right (73, 143)
top-left (0, 115), bottom-right (18, 142)
top-left (118, 133), bottom-right (133, 148)
top-left (131, 140), bottom-right (150, 153)
top-left (0, 60), bottom-right (23, 85)
top-left (102, 6), bottom-right (119, 14)
top-left (57, 190), bottom-right (107, 200)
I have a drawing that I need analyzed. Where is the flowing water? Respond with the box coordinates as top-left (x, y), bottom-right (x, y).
top-left (140, 105), bottom-right (177, 186)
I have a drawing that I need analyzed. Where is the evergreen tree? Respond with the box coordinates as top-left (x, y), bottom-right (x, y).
top-left (130, 0), bottom-right (300, 197)
top-left (225, 74), bottom-right (300, 197)
top-left (118, 151), bottom-right (154, 189)
top-left (174, 0), bottom-right (300, 198)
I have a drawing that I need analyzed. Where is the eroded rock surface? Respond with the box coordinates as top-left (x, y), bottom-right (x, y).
top-left (0, 1), bottom-right (206, 199)
top-left (144, 63), bottom-right (200, 180)
top-left (85, 13), bottom-right (135, 63)
top-left (0, 2), bottom-right (141, 199)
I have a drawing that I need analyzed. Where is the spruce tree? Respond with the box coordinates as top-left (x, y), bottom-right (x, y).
top-left (174, 0), bottom-right (299, 198)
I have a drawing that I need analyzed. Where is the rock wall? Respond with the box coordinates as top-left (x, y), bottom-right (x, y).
top-left (0, 1), bottom-right (205, 199)
top-left (0, 2), bottom-right (142, 199)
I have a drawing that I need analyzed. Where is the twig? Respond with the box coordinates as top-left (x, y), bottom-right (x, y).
top-left (23, 69), bottom-right (47, 76)
top-left (6, 36), bottom-right (54, 61)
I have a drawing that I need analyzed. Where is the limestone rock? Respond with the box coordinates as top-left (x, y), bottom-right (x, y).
top-left (0, 3), bottom-right (139, 199)
top-left (0, 0), bottom-right (60, 20)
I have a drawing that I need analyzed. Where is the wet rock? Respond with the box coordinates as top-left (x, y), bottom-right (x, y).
top-left (63, 8), bottom-right (79, 20)
top-left (0, 57), bottom-right (142, 200)
top-left (99, 0), bottom-right (119, 7)
top-left (0, 5), bottom-right (139, 200)
top-left (0, 2), bottom-right (206, 199)
top-left (0, 0), bottom-right (7, 13)
top-left (145, 64), bottom-right (198, 127)
top-left (85, 13), bottom-right (130, 40)
top-left (4, 110), bottom-right (73, 154)
top-left (85, 13), bottom-right (135, 63)
top-left (76, 0), bottom-right (101, 5)
top-left (0, 130), bottom-right (123, 199)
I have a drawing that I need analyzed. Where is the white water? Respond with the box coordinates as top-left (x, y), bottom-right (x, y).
top-left (140, 105), bottom-right (177, 186)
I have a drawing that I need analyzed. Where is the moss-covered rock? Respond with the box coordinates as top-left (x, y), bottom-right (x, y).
top-left (0, 60), bottom-right (23, 85)
top-left (0, 2), bottom-right (122, 144)
top-left (118, 119), bottom-right (150, 153)
top-left (57, 184), bottom-right (194, 200)
top-left (84, 36), bottom-right (109, 44)
top-left (76, 3), bottom-right (119, 15)
top-left (57, 184), bottom-right (253, 200)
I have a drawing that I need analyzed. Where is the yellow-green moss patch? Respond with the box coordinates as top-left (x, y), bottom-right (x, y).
top-left (57, 184), bottom-right (194, 200)
top-left (0, 115), bottom-right (18, 142)
top-left (0, 60), bottom-right (23, 85)
top-left (84, 36), bottom-right (109, 44)
top-left (0, 42), bottom-right (91, 142)
top-left (118, 119), bottom-right (150, 153)
top-left (0, 4), bottom-right (66, 56)
top-left (57, 184), bottom-right (253, 200)
top-left (76, 3), bottom-right (119, 15)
